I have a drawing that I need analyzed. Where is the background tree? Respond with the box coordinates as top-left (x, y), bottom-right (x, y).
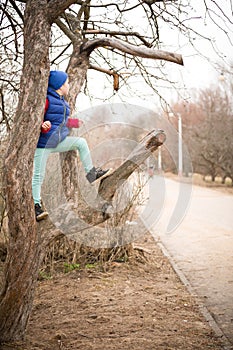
top-left (191, 83), bottom-right (233, 183)
top-left (167, 65), bottom-right (233, 182)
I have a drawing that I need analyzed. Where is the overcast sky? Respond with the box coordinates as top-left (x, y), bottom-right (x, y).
top-left (163, 1), bottom-right (232, 88)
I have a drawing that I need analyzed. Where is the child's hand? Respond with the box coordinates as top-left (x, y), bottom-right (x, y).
top-left (41, 121), bottom-right (51, 133)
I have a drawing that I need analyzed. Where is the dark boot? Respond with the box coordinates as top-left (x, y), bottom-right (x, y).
top-left (35, 203), bottom-right (48, 221)
top-left (86, 167), bottom-right (111, 183)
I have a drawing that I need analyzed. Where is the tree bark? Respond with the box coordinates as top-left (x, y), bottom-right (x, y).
top-left (0, 2), bottom-right (51, 342)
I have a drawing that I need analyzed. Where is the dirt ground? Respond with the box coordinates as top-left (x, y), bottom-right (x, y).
top-left (1, 175), bottom-right (232, 350)
top-left (0, 234), bottom-right (227, 350)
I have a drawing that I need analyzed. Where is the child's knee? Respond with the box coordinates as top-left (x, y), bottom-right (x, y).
top-left (77, 137), bottom-right (88, 151)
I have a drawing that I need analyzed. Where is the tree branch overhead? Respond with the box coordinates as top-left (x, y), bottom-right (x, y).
top-left (81, 37), bottom-right (183, 65)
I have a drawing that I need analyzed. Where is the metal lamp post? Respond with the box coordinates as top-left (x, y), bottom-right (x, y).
top-left (177, 113), bottom-right (183, 177)
top-left (158, 146), bottom-right (162, 173)
top-left (169, 112), bottom-right (183, 177)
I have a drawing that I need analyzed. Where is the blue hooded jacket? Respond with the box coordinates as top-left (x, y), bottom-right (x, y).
top-left (37, 87), bottom-right (70, 148)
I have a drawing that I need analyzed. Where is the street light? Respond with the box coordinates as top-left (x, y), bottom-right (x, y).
top-left (169, 112), bottom-right (183, 177)
top-left (157, 146), bottom-right (162, 173)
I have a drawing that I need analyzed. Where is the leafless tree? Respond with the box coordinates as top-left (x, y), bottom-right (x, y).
top-left (169, 72), bottom-right (233, 182)
top-left (192, 84), bottom-right (233, 182)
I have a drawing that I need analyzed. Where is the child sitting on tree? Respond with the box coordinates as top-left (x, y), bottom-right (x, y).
top-left (32, 70), bottom-right (110, 221)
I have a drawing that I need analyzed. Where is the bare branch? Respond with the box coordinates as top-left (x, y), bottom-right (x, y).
top-left (88, 2), bottom-right (141, 13)
top-left (50, 43), bottom-right (72, 65)
top-left (81, 37), bottom-right (183, 65)
top-left (0, 3), bottom-right (20, 57)
top-left (8, 0), bottom-right (24, 22)
top-left (83, 29), bottom-right (153, 48)
top-left (0, 78), bottom-right (19, 92)
top-left (0, 88), bottom-right (11, 132)
top-left (82, 0), bottom-right (90, 31)
top-left (54, 17), bottom-right (77, 41)
top-left (89, 64), bottom-right (119, 91)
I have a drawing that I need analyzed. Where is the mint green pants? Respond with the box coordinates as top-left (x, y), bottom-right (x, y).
top-left (32, 136), bottom-right (93, 205)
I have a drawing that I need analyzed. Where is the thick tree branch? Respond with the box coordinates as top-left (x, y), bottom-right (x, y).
top-left (81, 37), bottom-right (183, 65)
top-left (47, 0), bottom-right (83, 23)
top-left (38, 129), bottom-right (166, 246)
top-left (98, 129), bottom-right (166, 202)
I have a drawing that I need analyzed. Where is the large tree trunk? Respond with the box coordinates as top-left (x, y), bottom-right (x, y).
top-left (0, 3), bottom-right (51, 342)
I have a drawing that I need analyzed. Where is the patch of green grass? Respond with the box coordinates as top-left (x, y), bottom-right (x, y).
top-left (38, 271), bottom-right (52, 280)
top-left (85, 263), bottom-right (97, 269)
top-left (64, 263), bottom-right (80, 273)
